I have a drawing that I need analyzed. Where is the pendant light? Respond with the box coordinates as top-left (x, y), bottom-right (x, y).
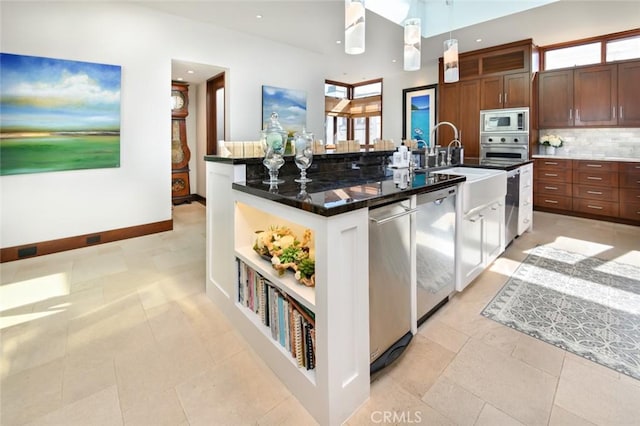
top-left (345, 0), bottom-right (365, 55)
top-left (404, 18), bottom-right (421, 71)
top-left (443, 0), bottom-right (459, 83)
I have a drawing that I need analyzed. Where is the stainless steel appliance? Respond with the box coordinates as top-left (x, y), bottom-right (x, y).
top-left (480, 107), bottom-right (529, 133)
top-left (416, 186), bottom-right (457, 324)
top-left (505, 168), bottom-right (520, 246)
top-left (369, 199), bottom-right (414, 374)
top-left (480, 108), bottom-right (530, 162)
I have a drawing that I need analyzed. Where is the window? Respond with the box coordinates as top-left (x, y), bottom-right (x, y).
top-left (324, 79), bottom-right (382, 147)
top-left (541, 30), bottom-right (640, 71)
top-left (606, 36), bottom-right (640, 61)
top-left (544, 42), bottom-right (601, 70)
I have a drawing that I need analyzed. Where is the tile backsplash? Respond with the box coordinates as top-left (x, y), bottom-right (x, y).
top-left (538, 128), bottom-right (640, 159)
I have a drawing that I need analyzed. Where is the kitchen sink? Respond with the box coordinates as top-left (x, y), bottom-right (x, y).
top-left (431, 167), bottom-right (507, 214)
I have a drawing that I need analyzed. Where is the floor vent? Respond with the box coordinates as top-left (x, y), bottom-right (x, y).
top-left (87, 235), bottom-right (101, 244)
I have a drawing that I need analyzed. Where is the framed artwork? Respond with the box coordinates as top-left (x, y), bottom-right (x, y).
top-left (262, 85), bottom-right (307, 136)
top-left (0, 53), bottom-right (121, 176)
top-left (402, 84), bottom-right (437, 146)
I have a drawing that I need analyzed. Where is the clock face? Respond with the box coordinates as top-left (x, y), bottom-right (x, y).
top-left (171, 91), bottom-right (185, 110)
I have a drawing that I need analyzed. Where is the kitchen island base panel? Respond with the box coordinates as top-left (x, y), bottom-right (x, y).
top-left (207, 157), bottom-right (370, 426)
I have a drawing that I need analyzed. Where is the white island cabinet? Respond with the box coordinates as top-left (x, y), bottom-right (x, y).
top-left (206, 160), bottom-right (370, 425)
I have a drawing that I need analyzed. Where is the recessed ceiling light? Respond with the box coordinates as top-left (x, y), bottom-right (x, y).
top-left (187, 70), bottom-right (195, 74)
top-left (392, 59), bottom-right (397, 63)
top-left (176, 77), bottom-right (184, 81)
top-left (336, 40), bottom-right (342, 44)
top-left (256, 14), bottom-right (263, 19)
top-left (476, 38), bottom-right (482, 43)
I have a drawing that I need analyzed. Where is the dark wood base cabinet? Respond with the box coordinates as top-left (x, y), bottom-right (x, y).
top-left (533, 159), bottom-right (640, 225)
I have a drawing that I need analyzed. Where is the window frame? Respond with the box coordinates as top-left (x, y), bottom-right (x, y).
top-left (540, 28), bottom-right (640, 71)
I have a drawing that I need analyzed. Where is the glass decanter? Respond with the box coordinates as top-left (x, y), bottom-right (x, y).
top-left (262, 112), bottom-right (287, 184)
top-left (293, 128), bottom-right (313, 183)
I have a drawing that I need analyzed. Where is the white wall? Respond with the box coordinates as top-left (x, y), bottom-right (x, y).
top-left (0, 1), bottom-right (327, 248)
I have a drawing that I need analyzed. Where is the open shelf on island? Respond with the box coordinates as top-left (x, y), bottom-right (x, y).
top-left (235, 301), bottom-right (316, 384)
top-left (235, 246), bottom-right (316, 311)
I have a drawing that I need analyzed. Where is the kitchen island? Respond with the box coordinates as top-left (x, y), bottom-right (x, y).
top-left (204, 152), bottom-right (464, 425)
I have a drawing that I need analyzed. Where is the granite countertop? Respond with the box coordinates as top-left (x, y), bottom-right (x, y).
top-left (532, 154), bottom-right (639, 162)
top-left (232, 169), bottom-right (464, 217)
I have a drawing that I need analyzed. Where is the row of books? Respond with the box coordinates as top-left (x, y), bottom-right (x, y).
top-left (237, 259), bottom-right (316, 371)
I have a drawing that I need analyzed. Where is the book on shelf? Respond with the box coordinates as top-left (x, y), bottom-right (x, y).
top-left (237, 259), bottom-right (316, 371)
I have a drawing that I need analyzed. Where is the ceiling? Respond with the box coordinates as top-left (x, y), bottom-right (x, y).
top-left (154, 0), bottom-right (640, 84)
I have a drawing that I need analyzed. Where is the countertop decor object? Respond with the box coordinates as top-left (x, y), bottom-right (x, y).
top-left (539, 134), bottom-right (564, 155)
top-left (262, 112), bottom-right (287, 184)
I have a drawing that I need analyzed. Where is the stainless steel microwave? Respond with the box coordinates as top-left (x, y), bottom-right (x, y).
top-left (480, 108), bottom-right (529, 133)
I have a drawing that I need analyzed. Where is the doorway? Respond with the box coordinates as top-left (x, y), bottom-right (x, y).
top-left (207, 72), bottom-right (225, 156)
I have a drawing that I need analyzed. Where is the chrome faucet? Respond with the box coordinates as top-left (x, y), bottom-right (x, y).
top-left (429, 121), bottom-right (460, 157)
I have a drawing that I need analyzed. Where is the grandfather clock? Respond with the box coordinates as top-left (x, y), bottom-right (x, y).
top-left (170, 82), bottom-right (191, 204)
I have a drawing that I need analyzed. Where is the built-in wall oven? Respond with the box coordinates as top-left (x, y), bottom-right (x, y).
top-left (480, 108), bottom-right (530, 162)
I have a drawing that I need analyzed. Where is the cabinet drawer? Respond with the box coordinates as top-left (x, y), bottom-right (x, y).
top-left (621, 187), bottom-right (640, 203)
top-left (572, 170), bottom-right (618, 186)
top-left (573, 185), bottom-right (619, 202)
top-left (534, 194), bottom-right (572, 210)
top-left (620, 162), bottom-right (640, 174)
top-left (534, 158), bottom-right (572, 171)
top-left (620, 202), bottom-right (640, 221)
top-left (573, 198), bottom-right (619, 217)
top-left (620, 171), bottom-right (640, 189)
top-left (573, 160), bottom-right (618, 172)
top-left (535, 168), bottom-right (573, 183)
top-left (535, 181), bottom-right (572, 196)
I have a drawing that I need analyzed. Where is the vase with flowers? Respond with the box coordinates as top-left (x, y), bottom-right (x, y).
top-left (539, 134), bottom-right (564, 155)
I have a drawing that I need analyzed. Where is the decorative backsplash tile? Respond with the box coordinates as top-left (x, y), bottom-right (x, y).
top-left (538, 128), bottom-right (640, 159)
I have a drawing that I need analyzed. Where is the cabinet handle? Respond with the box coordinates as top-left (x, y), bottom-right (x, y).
top-left (545, 173), bottom-right (558, 177)
top-left (504, 93), bottom-right (508, 104)
top-left (544, 186), bottom-right (558, 190)
top-left (587, 205), bottom-right (604, 210)
top-left (569, 109), bottom-right (573, 120)
top-left (613, 106), bottom-right (616, 119)
top-left (576, 109), bottom-right (580, 121)
top-left (587, 176), bottom-right (603, 180)
top-left (545, 162), bottom-right (558, 165)
top-left (620, 106), bottom-right (624, 120)
top-left (586, 164), bottom-right (602, 168)
top-left (544, 199), bottom-right (559, 204)
top-left (587, 190), bottom-right (603, 195)
top-left (499, 93), bottom-right (502, 104)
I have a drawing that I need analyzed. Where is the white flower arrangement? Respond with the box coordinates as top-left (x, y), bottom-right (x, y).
top-left (539, 134), bottom-right (564, 148)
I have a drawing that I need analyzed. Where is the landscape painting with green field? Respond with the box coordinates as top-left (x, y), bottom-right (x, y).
top-left (0, 53), bottom-right (121, 176)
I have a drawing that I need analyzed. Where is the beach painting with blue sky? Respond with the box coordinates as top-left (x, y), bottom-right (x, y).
top-left (0, 53), bottom-right (121, 176)
top-left (262, 85), bottom-right (307, 136)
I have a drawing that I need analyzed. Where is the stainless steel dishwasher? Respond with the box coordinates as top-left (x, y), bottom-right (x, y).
top-left (369, 198), bottom-right (414, 374)
top-left (416, 186), bottom-right (457, 325)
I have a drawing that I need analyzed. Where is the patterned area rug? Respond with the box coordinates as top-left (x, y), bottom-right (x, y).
top-left (482, 245), bottom-right (640, 381)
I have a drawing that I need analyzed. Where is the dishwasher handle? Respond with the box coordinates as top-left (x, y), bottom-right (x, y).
top-left (369, 207), bottom-right (418, 225)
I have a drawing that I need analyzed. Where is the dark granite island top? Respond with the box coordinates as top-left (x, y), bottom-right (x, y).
top-left (232, 169), bottom-right (465, 217)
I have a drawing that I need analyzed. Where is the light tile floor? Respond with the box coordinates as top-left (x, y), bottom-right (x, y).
top-left (1, 203), bottom-right (639, 425)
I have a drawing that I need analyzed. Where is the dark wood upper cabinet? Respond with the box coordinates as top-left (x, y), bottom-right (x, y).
top-left (538, 70), bottom-right (574, 128)
top-left (538, 60), bottom-right (640, 128)
top-left (618, 60), bottom-right (640, 126)
top-left (481, 72), bottom-right (530, 110)
top-left (574, 64), bottom-right (617, 126)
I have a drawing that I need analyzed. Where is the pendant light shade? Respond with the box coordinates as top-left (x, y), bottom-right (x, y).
top-left (403, 18), bottom-right (421, 71)
top-left (443, 38), bottom-right (459, 83)
top-left (345, 0), bottom-right (365, 55)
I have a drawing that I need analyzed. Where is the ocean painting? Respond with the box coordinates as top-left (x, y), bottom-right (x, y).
top-left (262, 85), bottom-right (307, 135)
top-left (403, 85), bottom-right (437, 149)
top-left (0, 53), bottom-right (121, 176)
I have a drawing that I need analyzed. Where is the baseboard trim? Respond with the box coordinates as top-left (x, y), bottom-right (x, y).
top-left (0, 219), bottom-right (173, 263)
